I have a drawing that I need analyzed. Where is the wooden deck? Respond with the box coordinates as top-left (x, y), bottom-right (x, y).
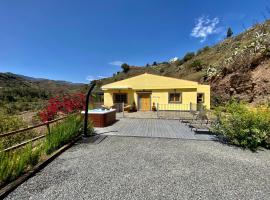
top-left (95, 118), bottom-right (215, 140)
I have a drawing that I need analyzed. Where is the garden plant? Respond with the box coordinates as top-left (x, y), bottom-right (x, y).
top-left (213, 101), bottom-right (270, 150)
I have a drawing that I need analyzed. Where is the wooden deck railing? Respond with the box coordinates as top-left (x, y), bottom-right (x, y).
top-left (0, 116), bottom-right (69, 153)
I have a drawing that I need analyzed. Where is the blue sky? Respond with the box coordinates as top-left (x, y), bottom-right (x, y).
top-left (0, 0), bottom-right (269, 83)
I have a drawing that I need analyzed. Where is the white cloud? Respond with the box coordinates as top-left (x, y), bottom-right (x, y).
top-left (191, 16), bottom-right (221, 42)
top-left (86, 75), bottom-right (107, 82)
top-left (109, 61), bottom-right (124, 66)
top-left (86, 75), bottom-right (95, 81)
top-left (97, 75), bottom-right (107, 79)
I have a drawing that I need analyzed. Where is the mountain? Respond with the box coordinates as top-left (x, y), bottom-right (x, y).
top-left (96, 20), bottom-right (270, 106)
top-left (0, 72), bottom-right (87, 95)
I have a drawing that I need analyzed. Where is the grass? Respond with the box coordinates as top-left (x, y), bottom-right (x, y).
top-left (0, 114), bottom-right (91, 188)
top-left (0, 142), bottom-right (42, 186)
top-left (44, 115), bottom-right (83, 155)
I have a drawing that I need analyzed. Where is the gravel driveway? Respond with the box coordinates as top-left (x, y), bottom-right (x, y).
top-left (5, 136), bottom-right (270, 200)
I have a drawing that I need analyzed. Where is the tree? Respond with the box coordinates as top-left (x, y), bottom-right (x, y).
top-left (227, 27), bottom-right (233, 38)
top-left (153, 61), bottom-right (157, 66)
top-left (121, 63), bottom-right (130, 73)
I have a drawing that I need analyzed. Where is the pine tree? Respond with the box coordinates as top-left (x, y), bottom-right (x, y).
top-left (227, 27), bottom-right (233, 38)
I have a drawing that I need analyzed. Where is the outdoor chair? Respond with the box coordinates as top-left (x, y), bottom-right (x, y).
top-left (190, 123), bottom-right (212, 133)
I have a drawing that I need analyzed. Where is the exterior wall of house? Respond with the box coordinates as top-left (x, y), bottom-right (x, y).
top-left (102, 74), bottom-right (211, 111)
top-left (150, 89), bottom-right (197, 111)
top-left (103, 90), bottom-right (135, 107)
top-left (104, 91), bottom-right (113, 107)
top-left (104, 88), bottom-right (211, 111)
top-left (197, 85), bottom-right (211, 109)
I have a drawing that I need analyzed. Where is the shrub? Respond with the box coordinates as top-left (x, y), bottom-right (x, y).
top-left (39, 93), bottom-right (85, 122)
top-left (174, 59), bottom-right (184, 66)
top-left (44, 115), bottom-right (83, 154)
top-left (197, 46), bottom-right (210, 55)
top-left (213, 101), bottom-right (270, 150)
top-left (189, 60), bottom-right (204, 71)
top-left (182, 52), bottom-right (195, 62)
top-left (0, 113), bottom-right (25, 133)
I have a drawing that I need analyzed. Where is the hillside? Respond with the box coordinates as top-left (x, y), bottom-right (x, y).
top-left (0, 72), bottom-right (87, 113)
top-left (97, 20), bottom-right (270, 106)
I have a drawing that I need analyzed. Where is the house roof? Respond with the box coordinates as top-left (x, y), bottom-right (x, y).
top-left (102, 73), bottom-right (206, 90)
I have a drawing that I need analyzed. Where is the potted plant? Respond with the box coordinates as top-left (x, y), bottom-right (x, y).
top-left (130, 102), bottom-right (137, 112)
top-left (152, 102), bottom-right (157, 111)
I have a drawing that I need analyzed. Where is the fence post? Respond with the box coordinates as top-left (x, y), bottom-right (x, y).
top-left (46, 123), bottom-right (51, 134)
top-left (190, 102), bottom-right (192, 112)
top-left (122, 102), bottom-right (125, 118)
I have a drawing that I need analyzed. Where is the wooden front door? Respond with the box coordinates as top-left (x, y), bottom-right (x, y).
top-left (139, 94), bottom-right (151, 111)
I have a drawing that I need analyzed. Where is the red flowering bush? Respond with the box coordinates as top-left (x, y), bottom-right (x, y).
top-left (39, 93), bottom-right (86, 122)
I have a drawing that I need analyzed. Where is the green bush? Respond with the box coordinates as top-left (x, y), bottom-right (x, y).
top-left (213, 102), bottom-right (270, 150)
top-left (44, 115), bottom-right (83, 154)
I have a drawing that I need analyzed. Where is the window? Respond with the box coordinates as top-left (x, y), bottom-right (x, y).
top-left (197, 93), bottom-right (204, 103)
top-left (169, 93), bottom-right (181, 103)
top-left (114, 93), bottom-right (127, 103)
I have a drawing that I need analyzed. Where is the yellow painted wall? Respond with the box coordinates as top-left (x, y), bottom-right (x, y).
top-left (150, 89), bottom-right (197, 111)
top-left (103, 91), bottom-right (113, 107)
top-left (197, 85), bottom-right (211, 109)
top-left (103, 90), bottom-right (135, 107)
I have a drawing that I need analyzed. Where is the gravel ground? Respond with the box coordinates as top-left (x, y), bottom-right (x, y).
top-left (5, 136), bottom-right (270, 200)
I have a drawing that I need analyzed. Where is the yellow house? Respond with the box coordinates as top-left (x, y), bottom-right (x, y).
top-left (101, 73), bottom-right (210, 111)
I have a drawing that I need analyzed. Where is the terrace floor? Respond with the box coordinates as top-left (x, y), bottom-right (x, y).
top-left (116, 111), bottom-right (195, 119)
top-left (5, 136), bottom-right (270, 200)
top-left (95, 118), bottom-right (214, 140)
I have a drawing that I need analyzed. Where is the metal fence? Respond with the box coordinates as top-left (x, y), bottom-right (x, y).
top-left (157, 103), bottom-right (206, 120)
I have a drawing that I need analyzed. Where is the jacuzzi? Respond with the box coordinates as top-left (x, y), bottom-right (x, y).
top-left (81, 109), bottom-right (116, 127)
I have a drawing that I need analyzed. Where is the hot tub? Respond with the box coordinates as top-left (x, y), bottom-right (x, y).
top-left (81, 109), bottom-right (116, 127)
